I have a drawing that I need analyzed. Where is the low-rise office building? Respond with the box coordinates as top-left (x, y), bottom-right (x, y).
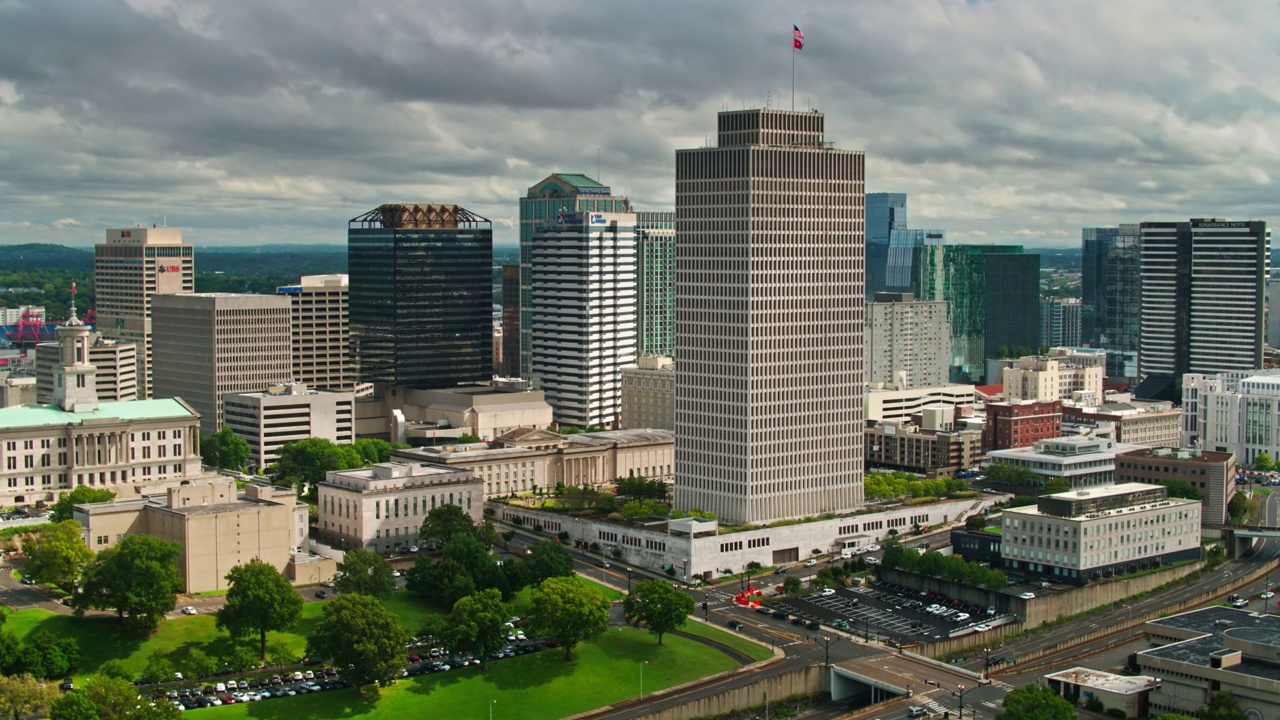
top-left (72, 478), bottom-right (311, 593)
top-left (1062, 397), bottom-right (1181, 448)
top-left (984, 399), bottom-right (1062, 451)
top-left (223, 383), bottom-right (355, 470)
top-left (1115, 447), bottom-right (1235, 525)
top-left (36, 332), bottom-right (137, 404)
top-left (1139, 606), bottom-right (1280, 720)
top-left (987, 436), bottom-right (1144, 488)
top-left (317, 462), bottom-right (483, 554)
top-left (395, 427), bottom-right (673, 498)
top-left (1044, 667), bottom-right (1158, 719)
top-left (359, 386), bottom-right (553, 442)
top-left (864, 408), bottom-right (983, 476)
top-left (1003, 351), bottom-right (1104, 405)
top-left (1000, 482), bottom-right (1201, 583)
top-left (865, 383), bottom-right (976, 424)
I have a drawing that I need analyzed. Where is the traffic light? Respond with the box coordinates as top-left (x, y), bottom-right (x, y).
top-left (702, 601), bottom-right (708, 611)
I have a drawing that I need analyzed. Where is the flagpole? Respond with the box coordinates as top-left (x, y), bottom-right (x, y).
top-left (791, 41), bottom-right (795, 111)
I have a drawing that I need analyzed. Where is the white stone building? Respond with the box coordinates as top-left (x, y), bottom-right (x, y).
top-left (1003, 350), bottom-right (1105, 406)
top-left (1182, 370), bottom-right (1280, 466)
top-left (35, 331), bottom-right (137, 404)
top-left (867, 292), bottom-right (949, 389)
top-left (222, 383), bottom-right (355, 470)
top-left (865, 383), bottom-right (977, 424)
top-left (318, 462), bottom-right (483, 553)
top-left (986, 435), bottom-right (1145, 488)
top-left (1000, 483), bottom-right (1201, 583)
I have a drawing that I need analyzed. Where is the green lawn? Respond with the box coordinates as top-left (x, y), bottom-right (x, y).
top-left (677, 620), bottom-right (773, 662)
top-left (184, 627), bottom-right (737, 720)
top-left (577, 575), bottom-right (626, 602)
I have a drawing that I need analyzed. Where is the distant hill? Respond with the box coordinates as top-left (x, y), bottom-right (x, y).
top-left (0, 244), bottom-right (94, 271)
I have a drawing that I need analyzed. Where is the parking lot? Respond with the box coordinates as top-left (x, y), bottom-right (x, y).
top-left (771, 580), bottom-right (1010, 645)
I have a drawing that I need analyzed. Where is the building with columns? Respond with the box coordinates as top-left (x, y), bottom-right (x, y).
top-left (0, 302), bottom-right (204, 507)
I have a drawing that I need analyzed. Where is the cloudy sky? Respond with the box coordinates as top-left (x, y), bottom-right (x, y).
top-left (0, 0), bottom-right (1276, 248)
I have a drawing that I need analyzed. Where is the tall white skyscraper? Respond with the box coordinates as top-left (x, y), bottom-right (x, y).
top-left (530, 211), bottom-right (637, 428)
top-left (673, 109), bottom-right (865, 525)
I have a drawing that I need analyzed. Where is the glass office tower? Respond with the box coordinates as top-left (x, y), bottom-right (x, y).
top-left (348, 204), bottom-right (493, 388)
top-left (865, 193), bottom-right (907, 299)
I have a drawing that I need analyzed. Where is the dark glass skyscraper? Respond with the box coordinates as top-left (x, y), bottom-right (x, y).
top-left (1082, 226), bottom-right (1141, 379)
top-left (348, 204), bottom-right (493, 388)
top-left (865, 193), bottom-right (907, 299)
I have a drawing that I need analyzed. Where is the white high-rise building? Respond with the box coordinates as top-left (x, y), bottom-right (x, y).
top-left (276, 274), bottom-right (353, 392)
top-left (1182, 369), bottom-right (1280, 466)
top-left (673, 109), bottom-right (864, 525)
top-left (867, 292), bottom-right (949, 389)
top-left (530, 212), bottom-right (637, 428)
top-left (95, 228), bottom-right (194, 399)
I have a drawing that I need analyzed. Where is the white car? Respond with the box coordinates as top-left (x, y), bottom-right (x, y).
top-left (181, 606), bottom-right (197, 615)
top-left (973, 624), bottom-right (991, 632)
top-left (820, 588), bottom-right (836, 597)
top-left (1262, 591), bottom-right (1275, 599)
top-left (1019, 591), bottom-right (1036, 600)
top-left (804, 559), bottom-right (818, 567)
top-left (515, 631), bottom-right (526, 641)
top-left (865, 557), bottom-right (881, 566)
top-left (866, 544), bottom-right (881, 552)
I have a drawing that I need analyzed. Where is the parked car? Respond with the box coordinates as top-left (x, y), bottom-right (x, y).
top-left (726, 620), bottom-right (744, 630)
top-left (820, 588), bottom-right (836, 597)
top-left (1232, 598), bottom-right (1250, 608)
top-left (1018, 592), bottom-right (1036, 600)
top-left (314, 590), bottom-right (328, 599)
top-left (804, 559), bottom-right (818, 567)
top-left (774, 566), bottom-right (788, 575)
top-left (181, 606), bottom-right (197, 615)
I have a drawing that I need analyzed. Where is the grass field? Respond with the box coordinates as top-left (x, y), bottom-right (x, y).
top-left (676, 620), bottom-right (773, 662)
top-left (184, 628), bottom-right (738, 720)
top-left (577, 575), bottom-right (626, 602)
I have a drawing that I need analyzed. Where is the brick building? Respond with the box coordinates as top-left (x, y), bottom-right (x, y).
top-left (983, 399), bottom-right (1062, 451)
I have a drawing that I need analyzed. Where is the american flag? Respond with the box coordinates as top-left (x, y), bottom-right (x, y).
top-left (793, 24), bottom-right (804, 40)
top-left (71, 282), bottom-right (76, 295)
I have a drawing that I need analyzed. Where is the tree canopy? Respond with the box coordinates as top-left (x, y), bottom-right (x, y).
top-left (985, 463), bottom-right (1042, 487)
top-left (200, 426), bottom-right (252, 472)
top-left (0, 673), bottom-right (58, 720)
top-left (1253, 452), bottom-right (1273, 473)
top-left (882, 540), bottom-right (1007, 590)
top-left (522, 539), bottom-right (575, 587)
top-left (22, 520), bottom-right (94, 592)
top-left (614, 476), bottom-right (668, 502)
top-left (75, 535), bottom-right (184, 631)
top-left (49, 486), bottom-right (117, 523)
top-left (270, 438), bottom-right (364, 497)
top-left (996, 683), bottom-right (1073, 720)
top-left (334, 548), bottom-right (396, 599)
top-left (352, 438), bottom-right (393, 465)
top-left (527, 577), bottom-right (610, 662)
top-left (419, 504), bottom-right (481, 549)
top-left (216, 559), bottom-right (303, 660)
top-left (1042, 477), bottom-right (1071, 494)
top-left (306, 594), bottom-right (408, 694)
top-left (1201, 690), bottom-right (1248, 720)
top-left (623, 580), bottom-right (695, 645)
top-left (1160, 479), bottom-right (1203, 501)
top-left (864, 472), bottom-right (966, 501)
top-left (447, 589), bottom-right (510, 671)
top-left (50, 674), bottom-right (182, 720)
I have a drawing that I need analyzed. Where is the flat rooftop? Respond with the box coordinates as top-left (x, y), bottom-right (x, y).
top-left (1045, 482), bottom-right (1164, 501)
top-left (1044, 667), bottom-right (1156, 695)
top-left (1141, 607), bottom-right (1280, 682)
top-left (0, 398), bottom-right (196, 430)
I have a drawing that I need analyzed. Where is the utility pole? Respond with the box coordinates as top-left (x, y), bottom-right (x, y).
top-left (808, 635), bottom-right (835, 666)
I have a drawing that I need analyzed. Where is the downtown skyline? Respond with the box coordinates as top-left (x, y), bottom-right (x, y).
top-left (1, 0), bottom-right (1278, 247)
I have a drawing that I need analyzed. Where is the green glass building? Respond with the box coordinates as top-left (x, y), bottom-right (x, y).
top-left (635, 211), bottom-right (675, 358)
top-left (912, 244), bottom-right (1040, 383)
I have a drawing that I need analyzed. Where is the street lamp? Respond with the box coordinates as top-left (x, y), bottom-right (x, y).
top-left (950, 682), bottom-right (984, 720)
top-left (626, 567), bottom-right (632, 593)
top-left (489, 699), bottom-right (496, 720)
top-left (640, 661), bottom-right (648, 700)
top-left (681, 557), bottom-right (689, 587)
top-left (808, 635), bottom-right (835, 666)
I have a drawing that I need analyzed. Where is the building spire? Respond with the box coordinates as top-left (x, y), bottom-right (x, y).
top-left (65, 281), bottom-right (83, 327)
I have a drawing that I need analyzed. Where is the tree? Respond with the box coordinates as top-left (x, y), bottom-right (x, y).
top-left (200, 426), bottom-right (252, 472)
top-left (1160, 479), bottom-right (1202, 501)
top-left (448, 589), bottom-right (510, 671)
top-left (216, 559), bottom-right (303, 660)
top-left (1228, 492), bottom-right (1257, 525)
top-left (49, 689), bottom-right (98, 720)
top-left (14, 630), bottom-right (79, 678)
top-left (623, 580), bottom-right (695, 645)
top-left (782, 576), bottom-right (803, 596)
top-left (52, 675), bottom-right (180, 720)
top-left (1201, 690), bottom-right (1248, 720)
top-left (22, 520), bottom-right (94, 592)
top-left (75, 535), bottom-right (183, 631)
top-left (420, 504), bottom-right (479, 549)
top-left (352, 438), bottom-right (393, 465)
top-left (140, 652), bottom-right (175, 684)
top-left (1043, 477), bottom-right (1071, 494)
top-left (270, 438), bottom-right (364, 497)
top-left (527, 577), bottom-right (610, 662)
top-left (614, 476), bottom-right (668, 501)
top-left (0, 673), bottom-right (58, 720)
top-left (965, 515), bottom-right (988, 530)
top-left (48, 486), bottom-right (116, 523)
top-left (997, 684), bottom-right (1073, 720)
top-left (522, 539), bottom-right (575, 587)
top-left (1254, 452), bottom-right (1274, 473)
top-left (334, 548), bottom-right (396, 599)
top-left (457, 433), bottom-right (483, 444)
top-left (306, 594), bottom-right (408, 694)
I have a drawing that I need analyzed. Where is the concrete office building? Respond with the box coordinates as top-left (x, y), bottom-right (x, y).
top-left (673, 108), bottom-right (864, 524)
top-left (1003, 351), bottom-right (1104, 405)
top-left (223, 383), bottom-right (355, 471)
top-left (1061, 398), bottom-right (1181, 448)
top-left (151, 293), bottom-right (293, 435)
top-left (0, 310), bottom-right (204, 506)
top-left (1181, 370), bottom-right (1280, 466)
top-left (1268, 278), bottom-right (1280, 349)
top-left (397, 426), bottom-right (673, 498)
top-left (1137, 219), bottom-right (1269, 401)
top-left (276, 274), bottom-right (352, 392)
top-left (1045, 668), bottom-right (1160, 719)
top-left (0, 374), bottom-right (36, 408)
top-left (529, 211), bottom-right (637, 428)
top-left (36, 332), bottom-right (137, 405)
top-left (1115, 447), bottom-right (1235, 525)
top-left (72, 478), bottom-right (311, 593)
top-left (357, 386), bottom-right (553, 443)
top-left (864, 411), bottom-right (983, 476)
top-left (520, 175), bottom-right (632, 380)
top-left (1000, 482), bottom-right (1201, 583)
top-left (499, 265), bottom-right (521, 378)
top-left (865, 384), bottom-right (977, 424)
top-left (1139, 607), bottom-right (1280, 719)
top-left (621, 355), bottom-right (674, 431)
top-left (864, 193), bottom-right (907, 299)
top-left (95, 228), bottom-right (194, 398)
top-left (867, 293), bottom-right (949, 389)
top-left (1082, 225), bottom-right (1142, 379)
top-left (348, 204), bottom-right (493, 389)
top-left (0, 307), bottom-right (44, 325)
top-left (1040, 297), bottom-right (1083, 349)
top-left (984, 399), bottom-right (1062, 451)
top-left (636, 211), bottom-right (676, 358)
top-left (988, 436), bottom-right (1145, 488)
top-left (317, 462), bottom-right (483, 553)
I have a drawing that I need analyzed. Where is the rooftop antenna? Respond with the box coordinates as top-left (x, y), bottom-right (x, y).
top-left (766, 91), bottom-right (771, 108)
top-left (596, 148), bottom-right (601, 183)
